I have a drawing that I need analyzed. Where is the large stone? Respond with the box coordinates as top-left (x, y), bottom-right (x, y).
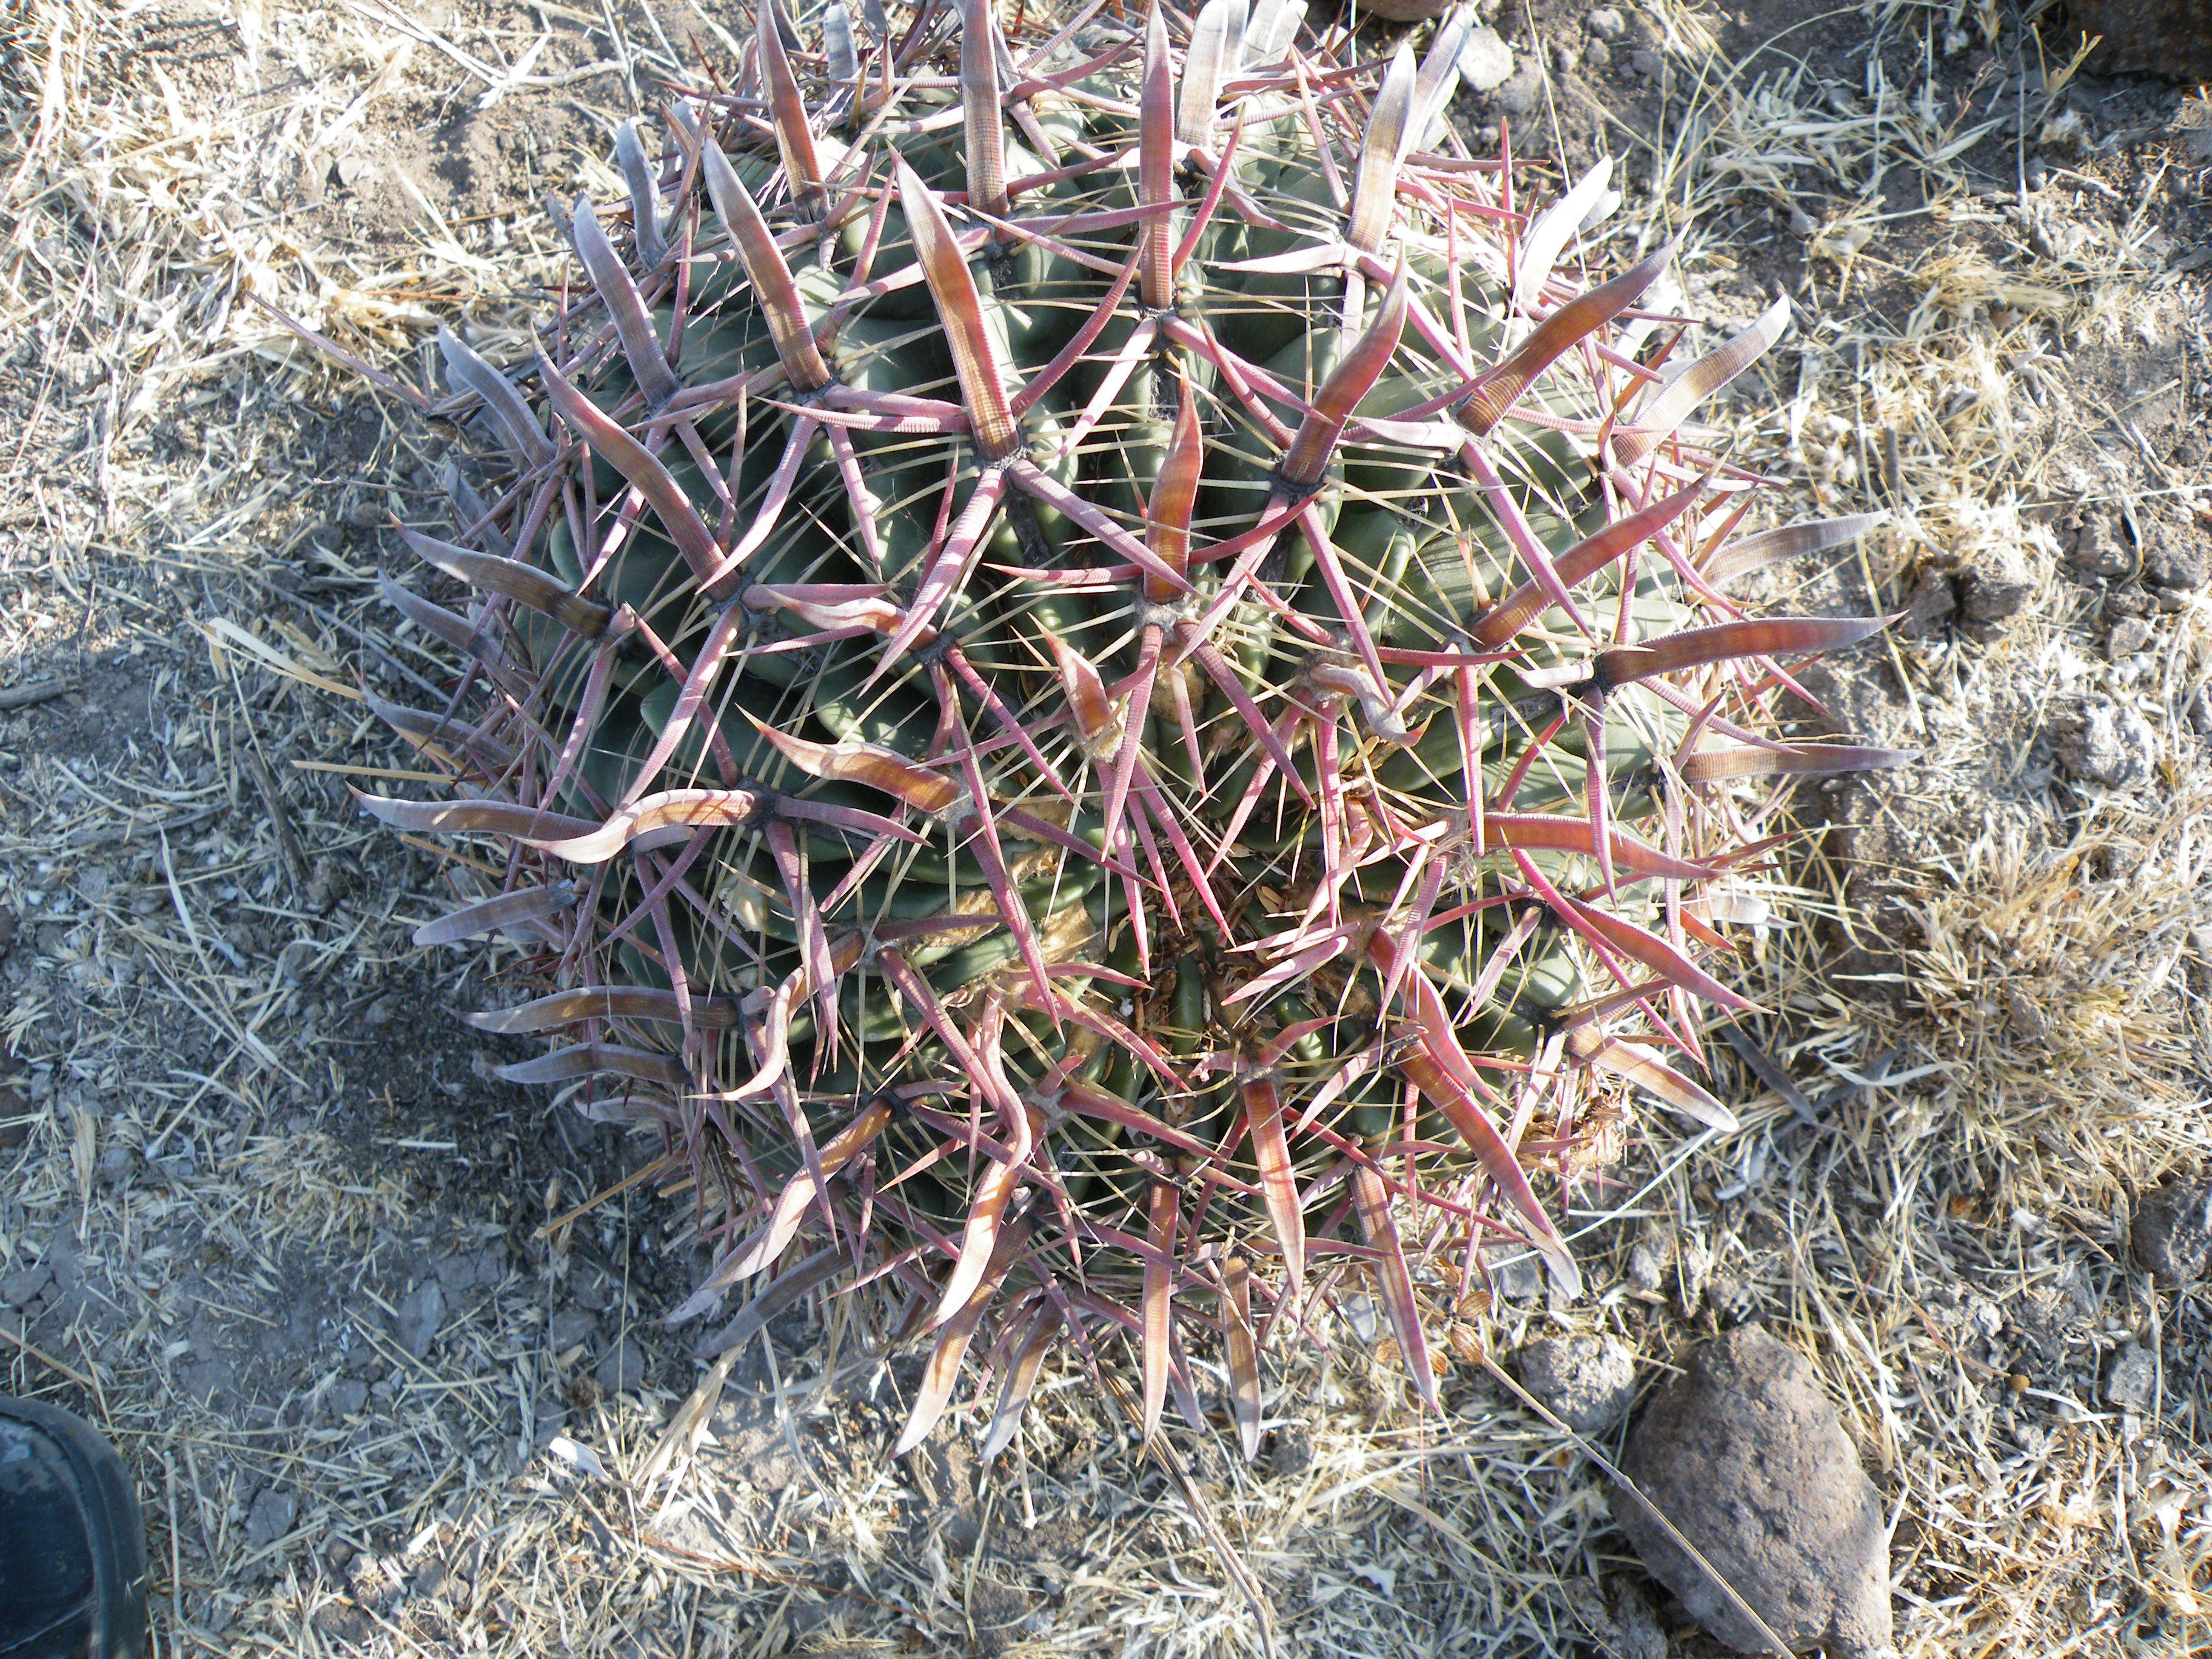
top-left (2133, 1176), bottom-right (2212, 1286)
top-left (1615, 1325), bottom-right (1893, 1658)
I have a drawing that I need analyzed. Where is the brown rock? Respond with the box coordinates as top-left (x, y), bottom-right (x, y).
top-left (1900, 570), bottom-right (1956, 638)
top-left (2133, 1176), bottom-right (2212, 1286)
top-left (1615, 1325), bottom-right (1893, 1658)
top-left (1957, 563), bottom-right (2033, 630)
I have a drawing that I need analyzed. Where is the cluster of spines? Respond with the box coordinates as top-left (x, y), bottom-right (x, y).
top-left (338, 0), bottom-right (1907, 1457)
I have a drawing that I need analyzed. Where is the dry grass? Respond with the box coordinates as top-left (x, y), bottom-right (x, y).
top-left (4, 0), bottom-right (2211, 1654)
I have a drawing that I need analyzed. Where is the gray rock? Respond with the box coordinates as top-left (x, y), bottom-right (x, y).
top-left (1607, 1577), bottom-right (1669, 1659)
top-left (2052, 695), bottom-right (2156, 790)
top-left (2070, 511), bottom-right (2134, 577)
top-left (1586, 6), bottom-right (1627, 39)
top-left (548, 1307), bottom-right (597, 1350)
top-left (1457, 26), bottom-right (1515, 93)
top-left (1518, 1335), bottom-right (1638, 1435)
top-left (435, 1241), bottom-right (509, 1296)
top-left (393, 1279), bottom-right (445, 1359)
top-left (0, 1261), bottom-right (50, 1309)
top-left (571, 1262), bottom-right (616, 1312)
top-left (325, 1379), bottom-right (369, 1419)
top-left (246, 1487), bottom-right (298, 1550)
top-left (2133, 1177), bottom-right (2212, 1285)
top-left (1490, 1251), bottom-right (1547, 1303)
top-left (1615, 1325), bottom-right (1893, 1658)
top-left (1492, 61), bottom-right (1547, 121)
top-left (597, 1336), bottom-right (649, 1395)
top-left (42, 1235), bottom-right (79, 1298)
top-left (2105, 1342), bottom-right (2157, 1411)
top-left (1566, 1575), bottom-right (1667, 1659)
top-left (2142, 528), bottom-right (2208, 592)
top-left (1627, 1233), bottom-right (1669, 1295)
top-left (1957, 560), bottom-right (2033, 629)
top-left (411, 1555), bottom-right (457, 1601)
top-left (1675, 1234), bottom-right (1711, 1319)
top-left (2108, 615), bottom-right (2156, 659)
top-left (1628, 47), bottom-right (1664, 79)
top-left (1583, 39), bottom-right (1612, 72)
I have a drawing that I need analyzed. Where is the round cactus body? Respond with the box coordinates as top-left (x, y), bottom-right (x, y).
top-left (359, 0), bottom-right (1902, 1455)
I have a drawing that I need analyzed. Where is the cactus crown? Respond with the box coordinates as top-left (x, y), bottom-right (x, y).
top-left (357, 0), bottom-right (1902, 1456)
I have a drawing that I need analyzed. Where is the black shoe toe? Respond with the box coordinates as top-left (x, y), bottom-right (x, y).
top-left (0, 1397), bottom-right (149, 1659)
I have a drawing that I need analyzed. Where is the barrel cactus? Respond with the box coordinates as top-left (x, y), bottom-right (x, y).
top-left (350, 0), bottom-right (1902, 1455)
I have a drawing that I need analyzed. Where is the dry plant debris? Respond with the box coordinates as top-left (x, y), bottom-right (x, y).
top-left (3, 0), bottom-right (2212, 1655)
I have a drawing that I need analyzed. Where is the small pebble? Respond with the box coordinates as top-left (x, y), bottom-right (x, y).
top-left (2051, 695), bottom-right (2156, 791)
top-left (596, 1336), bottom-right (649, 1395)
top-left (1627, 1234), bottom-right (1668, 1295)
top-left (325, 1379), bottom-right (369, 1418)
top-left (1517, 1335), bottom-right (1638, 1434)
top-left (1492, 60), bottom-right (1547, 121)
top-left (2133, 1176), bottom-right (2212, 1285)
top-left (1586, 5), bottom-right (1626, 39)
top-left (549, 1307), bottom-right (598, 1350)
top-left (2107, 615), bottom-right (2154, 659)
top-left (246, 1487), bottom-right (298, 1551)
top-left (1456, 25), bottom-right (1515, 93)
top-left (392, 1279), bottom-right (445, 1359)
top-left (2105, 1342), bottom-right (2157, 1412)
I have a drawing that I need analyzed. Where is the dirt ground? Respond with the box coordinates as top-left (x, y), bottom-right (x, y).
top-left (4, 0), bottom-right (2211, 1654)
